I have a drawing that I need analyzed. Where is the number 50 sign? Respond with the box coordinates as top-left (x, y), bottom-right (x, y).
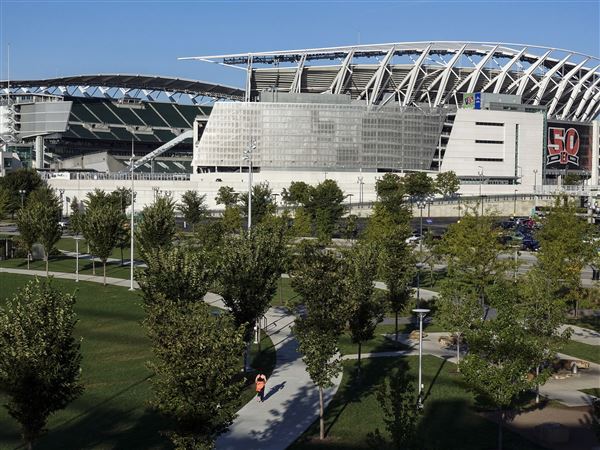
top-left (547, 127), bottom-right (580, 166)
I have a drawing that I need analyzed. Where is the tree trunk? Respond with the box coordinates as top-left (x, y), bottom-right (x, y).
top-left (456, 332), bottom-right (461, 372)
top-left (45, 256), bottom-right (49, 276)
top-left (27, 440), bottom-right (32, 450)
top-left (92, 258), bottom-right (96, 276)
top-left (27, 252), bottom-right (30, 270)
top-left (244, 340), bottom-right (251, 372)
top-left (103, 261), bottom-right (107, 286)
top-left (257, 320), bottom-right (262, 352)
top-left (535, 365), bottom-right (540, 404)
top-left (498, 409), bottom-right (503, 450)
top-left (395, 311), bottom-right (399, 341)
top-left (319, 386), bottom-right (325, 440)
top-left (120, 247), bottom-right (124, 266)
top-left (574, 299), bottom-right (579, 319)
top-left (357, 341), bottom-right (362, 377)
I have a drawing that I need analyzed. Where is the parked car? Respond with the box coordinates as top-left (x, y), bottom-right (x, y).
top-left (522, 237), bottom-right (540, 252)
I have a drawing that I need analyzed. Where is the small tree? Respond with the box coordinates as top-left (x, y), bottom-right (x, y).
top-left (368, 362), bottom-right (419, 449)
top-left (218, 219), bottom-right (288, 370)
top-left (215, 186), bottom-right (239, 208)
top-left (0, 186), bottom-right (9, 220)
top-left (0, 168), bottom-right (42, 216)
top-left (282, 181), bottom-right (311, 206)
top-left (84, 202), bottom-right (124, 285)
top-left (461, 284), bottom-right (543, 450)
top-left (135, 195), bottom-right (176, 259)
top-left (402, 172), bottom-right (435, 198)
top-left (292, 206), bottom-right (312, 237)
top-left (221, 205), bottom-right (243, 234)
top-left (178, 190), bottom-right (208, 232)
top-left (435, 171), bottom-right (460, 198)
top-left (33, 200), bottom-right (62, 275)
top-left (16, 204), bottom-right (37, 269)
top-left (239, 181), bottom-right (276, 226)
top-left (68, 197), bottom-right (83, 236)
top-left (346, 242), bottom-right (384, 375)
top-left (0, 278), bottom-right (83, 450)
top-left (308, 179), bottom-right (346, 241)
top-left (291, 242), bottom-right (349, 440)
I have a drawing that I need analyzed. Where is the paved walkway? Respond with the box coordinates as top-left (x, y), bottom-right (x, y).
top-left (559, 324), bottom-right (600, 345)
top-left (0, 267), bottom-right (342, 450)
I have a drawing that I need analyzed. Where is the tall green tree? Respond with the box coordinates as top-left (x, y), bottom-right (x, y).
top-left (0, 168), bottom-right (42, 215)
top-left (139, 247), bottom-right (244, 449)
top-left (109, 187), bottom-right (133, 213)
top-left (282, 181), bottom-right (311, 206)
top-left (135, 195), bottom-right (176, 259)
top-left (368, 361), bottom-right (419, 450)
top-left (292, 207), bottom-right (312, 237)
top-left (346, 242), bottom-right (385, 375)
top-left (178, 190), bottom-right (208, 231)
top-left (0, 278), bottom-right (83, 450)
top-left (83, 202), bottom-right (125, 285)
top-left (435, 171), bottom-right (460, 198)
top-left (16, 205), bottom-right (37, 269)
top-left (375, 173), bottom-right (408, 220)
top-left (536, 195), bottom-right (595, 316)
top-left (291, 242), bottom-right (349, 440)
top-left (218, 219), bottom-right (288, 370)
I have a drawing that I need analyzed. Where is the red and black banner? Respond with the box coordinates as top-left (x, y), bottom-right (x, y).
top-left (546, 121), bottom-right (593, 171)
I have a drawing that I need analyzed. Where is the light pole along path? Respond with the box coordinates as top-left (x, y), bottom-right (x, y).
top-left (0, 267), bottom-right (342, 450)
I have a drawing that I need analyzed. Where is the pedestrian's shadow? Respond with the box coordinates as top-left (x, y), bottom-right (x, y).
top-left (264, 381), bottom-right (286, 401)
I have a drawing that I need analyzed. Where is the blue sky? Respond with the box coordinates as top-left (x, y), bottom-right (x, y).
top-left (1, 0), bottom-right (598, 88)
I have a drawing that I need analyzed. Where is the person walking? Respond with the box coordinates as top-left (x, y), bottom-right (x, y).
top-left (255, 372), bottom-right (267, 403)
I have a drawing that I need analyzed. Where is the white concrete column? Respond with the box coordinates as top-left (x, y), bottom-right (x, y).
top-left (592, 120), bottom-right (599, 186)
top-left (35, 135), bottom-right (44, 169)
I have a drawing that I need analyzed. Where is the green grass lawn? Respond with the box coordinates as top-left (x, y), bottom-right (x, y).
top-left (290, 356), bottom-right (542, 450)
top-left (0, 255), bottom-right (132, 279)
top-left (561, 339), bottom-right (600, 364)
top-left (338, 324), bottom-right (411, 356)
top-left (580, 388), bottom-right (600, 397)
top-left (272, 277), bottom-right (300, 307)
top-left (0, 273), bottom-right (275, 450)
top-left (56, 237), bottom-right (136, 262)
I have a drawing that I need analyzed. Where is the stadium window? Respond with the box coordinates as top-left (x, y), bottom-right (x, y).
top-left (475, 122), bottom-right (504, 127)
top-left (475, 139), bottom-right (504, 144)
top-left (475, 157), bottom-right (504, 162)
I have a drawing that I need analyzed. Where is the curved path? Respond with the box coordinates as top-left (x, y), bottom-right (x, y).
top-left (0, 267), bottom-right (342, 450)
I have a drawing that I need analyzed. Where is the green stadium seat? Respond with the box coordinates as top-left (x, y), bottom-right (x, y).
top-left (151, 103), bottom-right (190, 128)
top-left (104, 103), bottom-right (145, 126)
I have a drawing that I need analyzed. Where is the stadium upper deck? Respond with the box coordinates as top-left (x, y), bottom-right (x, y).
top-left (182, 41), bottom-right (600, 122)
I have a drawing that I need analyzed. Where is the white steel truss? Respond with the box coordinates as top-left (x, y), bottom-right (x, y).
top-left (183, 41), bottom-right (600, 121)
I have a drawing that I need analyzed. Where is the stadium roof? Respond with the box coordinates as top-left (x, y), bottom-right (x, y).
top-left (0, 74), bottom-right (245, 102)
top-left (182, 41), bottom-right (600, 121)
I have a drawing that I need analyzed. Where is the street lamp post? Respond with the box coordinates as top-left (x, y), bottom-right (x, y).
top-left (75, 235), bottom-right (81, 282)
top-left (243, 141), bottom-right (256, 230)
top-left (513, 189), bottom-right (518, 216)
top-left (18, 189), bottom-right (26, 208)
top-left (346, 193), bottom-right (354, 214)
top-left (357, 176), bottom-right (364, 206)
top-left (533, 169), bottom-right (538, 210)
top-left (415, 197), bottom-right (432, 304)
top-left (412, 308), bottom-right (431, 409)
top-left (129, 143), bottom-right (135, 291)
top-left (477, 166), bottom-right (484, 216)
top-left (58, 189), bottom-right (65, 220)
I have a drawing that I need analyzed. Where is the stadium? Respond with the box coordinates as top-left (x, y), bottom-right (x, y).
top-left (1, 41), bottom-right (599, 208)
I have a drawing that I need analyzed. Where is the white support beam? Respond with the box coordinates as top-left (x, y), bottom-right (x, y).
top-left (574, 76), bottom-right (600, 119)
top-left (289, 54), bottom-right (307, 93)
top-left (482, 48), bottom-right (526, 93)
top-left (428, 45), bottom-right (467, 107)
top-left (449, 45), bottom-right (499, 98)
top-left (245, 55), bottom-right (253, 102)
top-left (547, 59), bottom-right (589, 116)
top-left (329, 50), bottom-right (354, 94)
top-left (560, 64), bottom-right (600, 119)
top-left (358, 46), bottom-right (395, 105)
top-left (512, 50), bottom-right (551, 96)
top-left (379, 44), bottom-right (431, 107)
top-left (581, 89), bottom-right (600, 122)
top-left (532, 54), bottom-right (572, 105)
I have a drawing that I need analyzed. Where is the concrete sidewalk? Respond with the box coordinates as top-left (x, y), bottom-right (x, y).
top-left (1, 267), bottom-right (342, 450)
top-left (205, 292), bottom-right (342, 450)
